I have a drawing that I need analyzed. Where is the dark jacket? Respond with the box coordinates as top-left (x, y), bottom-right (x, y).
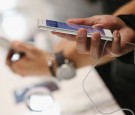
top-left (117, 14), bottom-right (135, 64)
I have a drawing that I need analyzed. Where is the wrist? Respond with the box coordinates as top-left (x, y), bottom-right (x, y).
top-left (47, 51), bottom-right (76, 80)
top-left (55, 51), bottom-right (76, 80)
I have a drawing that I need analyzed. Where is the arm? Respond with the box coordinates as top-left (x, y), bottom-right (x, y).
top-left (116, 14), bottom-right (135, 64)
top-left (62, 41), bottom-right (112, 68)
top-left (6, 33), bottom-right (113, 77)
top-left (65, 0), bottom-right (135, 66)
top-left (53, 15), bottom-right (135, 62)
top-left (98, 0), bottom-right (135, 63)
top-left (113, 0), bottom-right (135, 16)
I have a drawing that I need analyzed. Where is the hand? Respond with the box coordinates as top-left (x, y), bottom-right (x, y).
top-left (6, 41), bottom-right (50, 76)
top-left (52, 15), bottom-right (135, 59)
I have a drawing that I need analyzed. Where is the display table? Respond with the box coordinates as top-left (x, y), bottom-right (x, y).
top-left (0, 49), bottom-right (124, 115)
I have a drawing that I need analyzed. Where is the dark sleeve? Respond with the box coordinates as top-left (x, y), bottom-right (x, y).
top-left (117, 51), bottom-right (134, 64)
top-left (118, 14), bottom-right (135, 29)
top-left (116, 14), bottom-right (135, 64)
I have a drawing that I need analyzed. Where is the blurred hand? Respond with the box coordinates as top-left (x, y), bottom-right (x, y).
top-left (6, 41), bottom-right (50, 76)
top-left (52, 15), bottom-right (135, 59)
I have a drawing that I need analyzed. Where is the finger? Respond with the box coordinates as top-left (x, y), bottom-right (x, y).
top-left (11, 41), bottom-right (37, 57)
top-left (89, 32), bottom-right (101, 58)
top-left (10, 62), bottom-right (18, 74)
top-left (11, 41), bottom-right (33, 53)
top-left (66, 18), bottom-right (90, 25)
top-left (11, 67), bottom-right (25, 76)
top-left (10, 67), bottom-right (16, 74)
top-left (6, 49), bottom-right (14, 66)
top-left (6, 57), bottom-right (12, 66)
top-left (6, 59), bottom-right (10, 66)
top-left (92, 24), bottom-right (104, 28)
top-left (76, 28), bottom-right (88, 54)
top-left (66, 16), bottom-right (101, 26)
top-left (51, 31), bottom-right (76, 41)
top-left (10, 61), bottom-right (26, 76)
top-left (111, 30), bottom-right (121, 56)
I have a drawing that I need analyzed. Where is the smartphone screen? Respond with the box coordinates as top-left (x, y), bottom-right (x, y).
top-left (46, 20), bottom-right (105, 36)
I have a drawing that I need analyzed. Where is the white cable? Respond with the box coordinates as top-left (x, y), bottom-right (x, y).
top-left (82, 40), bottom-right (135, 115)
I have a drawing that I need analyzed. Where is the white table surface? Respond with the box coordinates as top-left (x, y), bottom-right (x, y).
top-left (0, 48), bottom-right (125, 115)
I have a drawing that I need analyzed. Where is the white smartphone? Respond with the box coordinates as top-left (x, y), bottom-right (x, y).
top-left (38, 19), bottom-right (113, 41)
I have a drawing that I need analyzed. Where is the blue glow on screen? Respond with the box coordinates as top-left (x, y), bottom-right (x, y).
top-left (46, 20), bottom-right (105, 35)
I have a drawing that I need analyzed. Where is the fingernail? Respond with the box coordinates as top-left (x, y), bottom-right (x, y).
top-left (78, 32), bottom-right (86, 42)
top-left (115, 30), bottom-right (120, 37)
top-left (92, 24), bottom-right (103, 28)
top-left (92, 32), bottom-right (100, 41)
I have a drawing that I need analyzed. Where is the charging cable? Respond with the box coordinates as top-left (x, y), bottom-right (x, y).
top-left (82, 40), bottom-right (135, 115)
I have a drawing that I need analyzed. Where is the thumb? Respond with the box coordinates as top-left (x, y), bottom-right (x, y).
top-left (66, 18), bottom-right (89, 25)
top-left (66, 15), bottom-right (101, 26)
top-left (66, 17), bottom-right (95, 26)
top-left (111, 30), bottom-right (121, 57)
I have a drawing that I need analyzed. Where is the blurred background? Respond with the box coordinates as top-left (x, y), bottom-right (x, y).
top-left (0, 0), bottom-right (103, 41)
top-left (0, 0), bottom-right (124, 115)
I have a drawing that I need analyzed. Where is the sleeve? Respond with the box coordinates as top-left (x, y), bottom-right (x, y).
top-left (118, 14), bottom-right (135, 29)
top-left (116, 14), bottom-right (135, 64)
top-left (117, 51), bottom-right (134, 64)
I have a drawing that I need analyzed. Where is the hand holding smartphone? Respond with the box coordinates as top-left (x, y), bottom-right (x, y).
top-left (38, 19), bottom-right (113, 41)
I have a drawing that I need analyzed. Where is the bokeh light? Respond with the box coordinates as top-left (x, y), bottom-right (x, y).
top-left (2, 11), bottom-right (27, 40)
top-left (0, 0), bottom-right (17, 13)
